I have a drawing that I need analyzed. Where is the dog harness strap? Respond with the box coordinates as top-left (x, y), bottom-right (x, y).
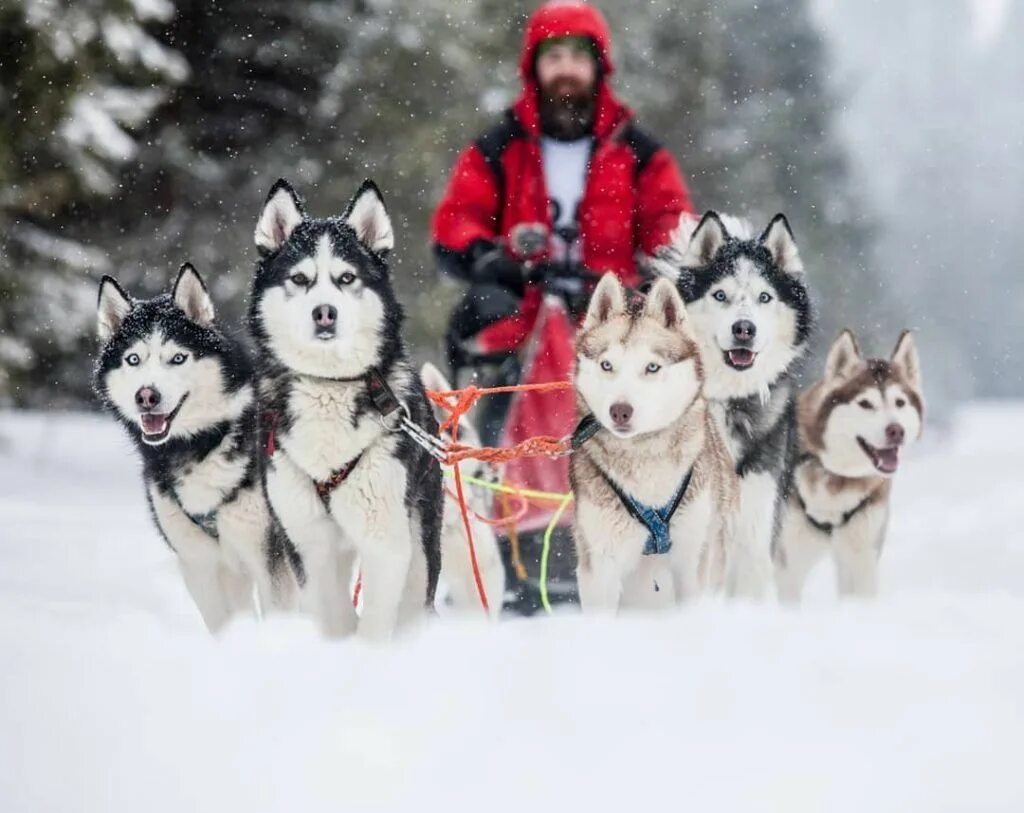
top-left (364, 366), bottom-right (402, 419)
top-left (597, 466), bottom-right (693, 555)
top-left (169, 490), bottom-right (220, 540)
top-left (796, 491), bottom-right (872, 535)
top-left (570, 413), bottom-right (601, 450)
top-left (262, 410), bottom-right (278, 458)
top-left (315, 452), bottom-right (365, 506)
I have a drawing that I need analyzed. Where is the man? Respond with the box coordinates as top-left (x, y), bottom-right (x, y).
top-left (431, 1), bottom-right (694, 613)
top-left (432, 1), bottom-right (694, 385)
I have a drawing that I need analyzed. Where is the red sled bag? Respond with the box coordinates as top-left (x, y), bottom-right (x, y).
top-left (498, 293), bottom-right (577, 532)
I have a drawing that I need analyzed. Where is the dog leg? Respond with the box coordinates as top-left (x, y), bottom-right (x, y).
top-left (833, 537), bottom-right (879, 598)
top-left (774, 522), bottom-right (829, 605)
top-left (266, 454), bottom-right (357, 637)
top-left (726, 472), bottom-right (778, 601)
top-left (338, 459), bottom-right (414, 641)
top-left (220, 565), bottom-right (257, 616)
top-left (396, 536), bottom-right (430, 629)
top-left (150, 488), bottom-right (234, 632)
top-left (355, 534), bottom-right (412, 641)
top-left (577, 555), bottom-right (625, 614)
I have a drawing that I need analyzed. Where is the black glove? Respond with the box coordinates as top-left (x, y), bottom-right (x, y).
top-left (469, 241), bottom-right (528, 297)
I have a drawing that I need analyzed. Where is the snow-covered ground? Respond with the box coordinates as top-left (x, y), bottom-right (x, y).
top-left (1, 405), bottom-right (1022, 812)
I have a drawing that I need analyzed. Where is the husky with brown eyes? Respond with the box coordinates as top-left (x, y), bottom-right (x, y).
top-left (774, 329), bottom-right (924, 601)
top-left (652, 211), bottom-right (813, 601)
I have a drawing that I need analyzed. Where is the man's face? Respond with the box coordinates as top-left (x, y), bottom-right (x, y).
top-left (536, 40), bottom-right (597, 101)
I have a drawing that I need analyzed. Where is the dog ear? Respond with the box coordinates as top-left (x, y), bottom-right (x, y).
top-left (890, 330), bottom-right (921, 390)
top-left (97, 276), bottom-right (132, 342)
top-left (824, 329), bottom-right (862, 380)
top-left (759, 214), bottom-right (804, 275)
top-left (344, 179), bottom-right (394, 255)
top-left (680, 211), bottom-right (729, 267)
top-left (420, 362), bottom-right (453, 427)
top-left (644, 278), bottom-right (689, 333)
top-left (172, 263), bottom-right (215, 326)
top-left (583, 273), bottom-right (627, 332)
top-left (255, 179), bottom-right (305, 254)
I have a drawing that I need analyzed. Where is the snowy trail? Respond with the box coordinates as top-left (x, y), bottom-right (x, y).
top-left (1, 407), bottom-right (1022, 812)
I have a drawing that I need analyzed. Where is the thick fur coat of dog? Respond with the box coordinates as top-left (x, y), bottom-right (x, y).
top-left (654, 211), bottom-right (812, 599)
top-left (94, 264), bottom-right (297, 632)
top-left (249, 179), bottom-right (442, 640)
top-left (571, 275), bottom-right (739, 611)
top-left (774, 330), bottom-right (924, 600)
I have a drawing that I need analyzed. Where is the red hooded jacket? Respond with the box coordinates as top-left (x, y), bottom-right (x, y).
top-left (432, 2), bottom-right (694, 350)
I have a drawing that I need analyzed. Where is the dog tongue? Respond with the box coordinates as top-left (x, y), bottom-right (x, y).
top-left (141, 413), bottom-right (168, 435)
top-left (729, 349), bottom-right (755, 366)
top-left (875, 446), bottom-right (899, 474)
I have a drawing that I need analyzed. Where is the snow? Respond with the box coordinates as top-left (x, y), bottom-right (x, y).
top-left (1, 406), bottom-right (1022, 812)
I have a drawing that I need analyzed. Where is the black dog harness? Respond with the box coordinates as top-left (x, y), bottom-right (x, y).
top-left (793, 454), bottom-right (875, 535)
top-left (169, 490), bottom-right (222, 540)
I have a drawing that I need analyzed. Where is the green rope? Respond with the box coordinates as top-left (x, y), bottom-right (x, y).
top-left (441, 468), bottom-right (575, 615)
top-left (539, 492), bottom-right (574, 614)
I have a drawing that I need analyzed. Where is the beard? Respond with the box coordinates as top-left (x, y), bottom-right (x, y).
top-left (538, 77), bottom-right (596, 140)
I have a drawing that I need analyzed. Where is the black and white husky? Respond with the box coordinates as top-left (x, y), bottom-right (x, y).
top-left (654, 211), bottom-right (812, 599)
top-left (94, 264), bottom-right (298, 632)
top-left (250, 178), bottom-right (442, 639)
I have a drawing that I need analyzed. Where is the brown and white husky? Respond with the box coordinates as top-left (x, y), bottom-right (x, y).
top-left (570, 274), bottom-right (739, 612)
top-left (774, 330), bottom-right (924, 601)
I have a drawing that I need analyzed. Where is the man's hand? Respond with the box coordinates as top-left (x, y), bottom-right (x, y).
top-left (469, 241), bottom-right (529, 297)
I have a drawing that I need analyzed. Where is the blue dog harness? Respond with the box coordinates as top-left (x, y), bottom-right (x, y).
top-left (572, 414), bottom-right (694, 555)
top-left (596, 466), bottom-right (693, 555)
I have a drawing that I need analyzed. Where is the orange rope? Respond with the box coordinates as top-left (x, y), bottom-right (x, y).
top-left (421, 378), bottom-right (576, 614)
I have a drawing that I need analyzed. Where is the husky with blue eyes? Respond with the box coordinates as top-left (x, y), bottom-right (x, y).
top-left (94, 264), bottom-right (299, 632)
top-left (570, 275), bottom-right (739, 612)
top-left (249, 179), bottom-right (442, 641)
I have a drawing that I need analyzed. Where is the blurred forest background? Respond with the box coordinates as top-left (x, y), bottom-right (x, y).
top-left (1, 0), bottom-right (1020, 409)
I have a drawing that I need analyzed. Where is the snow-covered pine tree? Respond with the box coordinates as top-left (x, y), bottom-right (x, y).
top-left (0, 0), bottom-right (188, 406)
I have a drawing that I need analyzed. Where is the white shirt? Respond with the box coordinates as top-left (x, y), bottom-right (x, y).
top-left (540, 136), bottom-right (591, 228)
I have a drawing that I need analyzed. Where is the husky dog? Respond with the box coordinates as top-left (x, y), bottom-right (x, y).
top-left (570, 274), bottom-right (739, 612)
top-left (94, 264), bottom-right (297, 632)
top-left (654, 211), bottom-right (812, 599)
top-left (421, 362), bottom-right (506, 618)
top-left (774, 330), bottom-right (923, 600)
top-left (250, 178), bottom-right (442, 640)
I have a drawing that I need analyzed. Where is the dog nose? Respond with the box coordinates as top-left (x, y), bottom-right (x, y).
top-left (135, 386), bottom-right (161, 411)
top-left (312, 305), bottom-right (337, 328)
top-left (609, 402), bottom-right (634, 427)
top-left (885, 423), bottom-right (905, 446)
top-left (732, 320), bottom-right (756, 342)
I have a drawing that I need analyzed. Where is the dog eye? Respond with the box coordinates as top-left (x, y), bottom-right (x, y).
top-left (338, 272), bottom-right (356, 285)
top-left (895, 398), bottom-right (906, 408)
top-left (600, 360), bottom-right (613, 372)
top-left (645, 362), bottom-right (661, 374)
top-left (289, 273), bottom-right (310, 286)
top-left (125, 353), bottom-right (141, 366)
top-left (169, 353), bottom-right (188, 365)
top-left (858, 398), bottom-right (874, 410)
top-left (758, 292), bottom-right (773, 304)
top-left (712, 290), bottom-right (727, 303)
